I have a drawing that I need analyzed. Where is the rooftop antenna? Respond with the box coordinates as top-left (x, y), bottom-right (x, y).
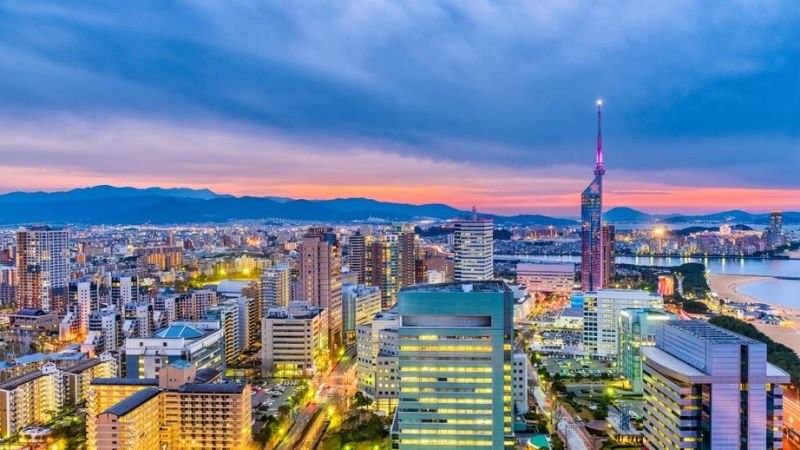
top-left (595, 99), bottom-right (605, 176)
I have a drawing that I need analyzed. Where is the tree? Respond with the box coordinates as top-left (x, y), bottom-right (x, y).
top-left (353, 391), bottom-right (373, 409)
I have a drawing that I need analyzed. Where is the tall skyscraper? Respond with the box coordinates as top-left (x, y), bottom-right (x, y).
top-left (642, 320), bottom-right (789, 449)
top-left (16, 226), bottom-right (70, 312)
top-left (767, 210), bottom-right (785, 249)
top-left (395, 225), bottom-right (417, 289)
top-left (348, 231), bottom-right (367, 284)
top-left (453, 208), bottom-right (494, 281)
top-left (393, 281), bottom-right (514, 449)
top-left (581, 100), bottom-right (611, 291)
top-left (261, 263), bottom-right (290, 310)
top-left (298, 227), bottom-right (343, 354)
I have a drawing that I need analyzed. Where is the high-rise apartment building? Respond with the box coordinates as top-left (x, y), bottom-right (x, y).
top-left (582, 289), bottom-right (663, 357)
top-left (396, 225), bottom-right (417, 289)
top-left (298, 227), bottom-right (343, 354)
top-left (581, 101), bottom-right (611, 292)
top-left (349, 231), bottom-right (367, 284)
top-left (453, 208), bottom-right (494, 281)
top-left (88, 310), bottom-right (123, 353)
top-left (0, 362), bottom-right (63, 438)
top-left (69, 280), bottom-right (99, 337)
top-left (0, 266), bottom-right (16, 306)
top-left (642, 320), bottom-right (790, 449)
top-left (261, 263), bottom-right (290, 310)
top-left (617, 308), bottom-right (675, 394)
top-left (16, 226), bottom-right (70, 312)
top-left (88, 362), bottom-right (250, 450)
top-left (393, 281), bottom-right (514, 449)
top-left (110, 274), bottom-right (138, 311)
top-left (176, 289), bottom-right (217, 321)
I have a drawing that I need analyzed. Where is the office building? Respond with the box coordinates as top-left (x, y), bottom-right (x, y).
top-left (124, 323), bottom-right (224, 378)
top-left (642, 320), bottom-right (790, 449)
top-left (581, 101), bottom-right (612, 291)
top-left (617, 308), bottom-right (675, 394)
top-left (261, 302), bottom-right (328, 377)
top-left (512, 350), bottom-right (529, 415)
top-left (394, 281), bottom-right (514, 449)
top-left (356, 310), bottom-right (400, 415)
top-left (343, 283), bottom-right (382, 341)
top-left (0, 363), bottom-right (62, 438)
top-left (453, 208), bottom-right (494, 281)
top-left (583, 289), bottom-right (663, 357)
top-left (298, 227), bottom-right (343, 354)
top-left (261, 263), bottom-right (290, 310)
top-left (516, 262), bottom-right (575, 294)
top-left (16, 226), bottom-right (69, 312)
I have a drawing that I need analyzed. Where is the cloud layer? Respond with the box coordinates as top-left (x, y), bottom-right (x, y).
top-left (0, 1), bottom-right (799, 213)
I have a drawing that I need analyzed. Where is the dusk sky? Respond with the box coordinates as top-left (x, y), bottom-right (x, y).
top-left (1, 1), bottom-right (799, 215)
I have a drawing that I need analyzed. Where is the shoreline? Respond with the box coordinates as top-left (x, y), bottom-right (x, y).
top-left (707, 273), bottom-right (800, 353)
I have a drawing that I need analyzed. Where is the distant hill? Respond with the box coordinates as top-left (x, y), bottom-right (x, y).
top-left (604, 206), bottom-right (796, 225)
top-left (0, 186), bottom-right (576, 226)
top-left (604, 207), bottom-right (652, 222)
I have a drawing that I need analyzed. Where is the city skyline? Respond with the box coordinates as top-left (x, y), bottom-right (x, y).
top-left (1, 2), bottom-right (800, 214)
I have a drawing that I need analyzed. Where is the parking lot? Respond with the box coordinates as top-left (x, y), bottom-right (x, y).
top-left (542, 355), bottom-right (616, 379)
top-left (252, 380), bottom-right (300, 419)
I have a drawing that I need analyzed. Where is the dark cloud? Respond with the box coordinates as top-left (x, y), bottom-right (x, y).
top-left (0, 0), bottom-right (798, 188)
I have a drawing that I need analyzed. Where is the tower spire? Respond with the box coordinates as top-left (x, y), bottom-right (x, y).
top-left (595, 99), bottom-right (605, 176)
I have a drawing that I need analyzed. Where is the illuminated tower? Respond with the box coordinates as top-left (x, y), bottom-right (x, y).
top-left (581, 100), bottom-right (609, 291)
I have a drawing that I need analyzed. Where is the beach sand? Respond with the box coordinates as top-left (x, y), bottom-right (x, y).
top-left (708, 273), bottom-right (800, 354)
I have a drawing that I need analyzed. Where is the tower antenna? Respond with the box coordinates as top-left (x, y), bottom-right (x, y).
top-left (595, 99), bottom-right (605, 176)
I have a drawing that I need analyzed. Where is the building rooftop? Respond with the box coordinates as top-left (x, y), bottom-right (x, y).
top-left (153, 323), bottom-right (207, 339)
top-left (585, 289), bottom-right (662, 299)
top-left (12, 308), bottom-right (50, 317)
top-left (168, 359), bottom-right (194, 370)
top-left (400, 280), bottom-right (509, 294)
top-left (0, 370), bottom-right (46, 390)
top-left (64, 357), bottom-right (103, 374)
top-left (667, 320), bottom-right (760, 345)
top-left (194, 368), bottom-right (220, 384)
top-left (178, 383), bottom-right (245, 394)
top-left (102, 388), bottom-right (161, 417)
top-left (91, 377), bottom-right (159, 386)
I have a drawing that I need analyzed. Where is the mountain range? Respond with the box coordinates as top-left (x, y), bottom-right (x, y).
top-left (0, 185), bottom-right (577, 226)
top-left (0, 186), bottom-right (793, 226)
